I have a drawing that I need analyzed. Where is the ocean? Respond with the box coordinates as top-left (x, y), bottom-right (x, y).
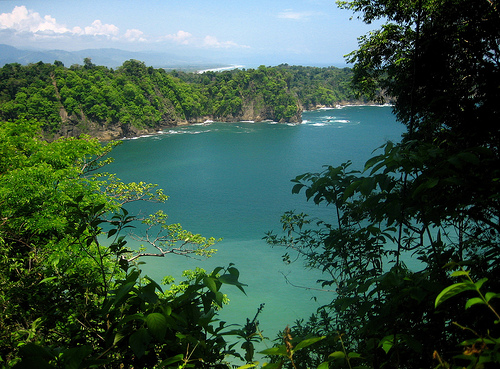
top-left (105, 105), bottom-right (405, 353)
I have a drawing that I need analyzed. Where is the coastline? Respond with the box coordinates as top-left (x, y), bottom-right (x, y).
top-left (306, 101), bottom-right (392, 111)
top-left (104, 102), bottom-right (393, 142)
top-left (46, 101), bottom-right (391, 142)
top-left (196, 65), bottom-right (245, 74)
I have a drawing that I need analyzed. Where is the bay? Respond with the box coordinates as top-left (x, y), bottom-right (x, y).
top-left (105, 105), bottom-right (405, 346)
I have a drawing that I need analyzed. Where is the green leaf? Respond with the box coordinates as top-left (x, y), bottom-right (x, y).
top-left (113, 332), bottom-right (126, 345)
top-left (120, 313), bottom-right (145, 325)
top-left (62, 346), bottom-right (93, 369)
top-left (107, 228), bottom-right (117, 238)
top-left (294, 336), bottom-right (325, 351)
top-left (18, 343), bottom-right (53, 361)
top-left (465, 297), bottom-right (486, 309)
top-left (450, 270), bottom-right (470, 278)
top-left (486, 292), bottom-right (500, 302)
top-left (457, 151), bottom-right (480, 165)
top-left (163, 305), bottom-right (172, 316)
top-left (159, 354), bottom-right (184, 367)
top-left (343, 180), bottom-right (360, 200)
top-left (262, 362), bottom-right (283, 369)
top-left (359, 176), bottom-right (376, 196)
top-left (203, 276), bottom-right (218, 293)
top-left (211, 266), bottom-right (224, 276)
top-left (414, 178), bottom-right (439, 195)
top-left (143, 276), bottom-right (163, 293)
top-left (146, 312), bottom-right (168, 340)
top-left (129, 328), bottom-right (151, 358)
top-left (218, 273), bottom-right (247, 294)
top-left (474, 277), bottom-right (488, 290)
top-left (378, 335), bottom-right (396, 354)
top-left (228, 266), bottom-right (240, 277)
top-left (238, 363), bottom-right (258, 369)
top-left (213, 291), bottom-right (224, 307)
top-left (260, 346), bottom-right (288, 356)
top-left (317, 362), bottom-right (329, 369)
top-left (364, 155), bottom-right (382, 172)
top-left (292, 183), bottom-right (305, 194)
top-left (39, 276), bottom-right (57, 284)
top-left (435, 282), bottom-right (476, 308)
top-left (111, 281), bottom-right (135, 308)
top-left (138, 283), bottom-right (160, 304)
top-left (329, 351), bottom-right (346, 360)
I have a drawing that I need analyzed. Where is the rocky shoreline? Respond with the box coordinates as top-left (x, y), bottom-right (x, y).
top-left (49, 105), bottom-right (304, 142)
top-left (60, 101), bottom-right (385, 142)
top-left (44, 96), bottom-right (388, 142)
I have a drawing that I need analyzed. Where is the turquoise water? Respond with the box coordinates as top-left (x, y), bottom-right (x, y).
top-left (106, 105), bottom-right (405, 347)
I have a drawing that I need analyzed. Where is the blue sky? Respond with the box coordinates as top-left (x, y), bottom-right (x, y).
top-left (0, 0), bottom-right (381, 66)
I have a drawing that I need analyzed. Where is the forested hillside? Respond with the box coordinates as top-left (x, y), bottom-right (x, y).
top-left (0, 60), bottom-right (357, 140)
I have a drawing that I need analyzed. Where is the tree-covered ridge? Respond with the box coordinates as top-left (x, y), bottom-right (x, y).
top-left (276, 64), bottom-right (362, 110)
top-left (0, 60), bottom-right (356, 140)
top-left (171, 64), bottom-right (359, 113)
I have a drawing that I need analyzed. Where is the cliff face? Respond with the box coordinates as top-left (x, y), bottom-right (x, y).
top-left (49, 108), bottom-right (189, 141)
top-left (51, 106), bottom-right (302, 141)
top-left (47, 100), bottom-right (302, 142)
top-left (51, 118), bottom-right (169, 141)
top-left (208, 97), bottom-right (302, 125)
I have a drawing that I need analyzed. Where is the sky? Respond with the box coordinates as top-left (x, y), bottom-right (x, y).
top-left (0, 0), bottom-right (381, 67)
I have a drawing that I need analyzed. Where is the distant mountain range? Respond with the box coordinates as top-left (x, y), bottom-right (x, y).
top-left (0, 44), bottom-right (230, 71)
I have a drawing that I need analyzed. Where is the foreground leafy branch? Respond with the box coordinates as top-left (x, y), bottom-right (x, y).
top-left (128, 210), bottom-right (219, 262)
top-left (434, 266), bottom-right (500, 368)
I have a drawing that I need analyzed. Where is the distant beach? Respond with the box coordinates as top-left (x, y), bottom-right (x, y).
top-left (196, 65), bottom-right (244, 74)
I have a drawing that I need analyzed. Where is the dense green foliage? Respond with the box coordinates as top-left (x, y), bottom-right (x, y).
top-left (172, 64), bottom-right (358, 111)
top-left (276, 64), bottom-right (365, 110)
top-left (0, 61), bottom-right (356, 139)
top-left (265, 0), bottom-right (500, 368)
top-left (0, 119), bottom-right (249, 368)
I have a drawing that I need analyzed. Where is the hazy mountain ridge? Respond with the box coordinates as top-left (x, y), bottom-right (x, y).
top-left (0, 44), bottom-right (230, 71)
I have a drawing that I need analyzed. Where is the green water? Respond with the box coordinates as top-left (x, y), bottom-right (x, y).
top-left (106, 105), bottom-right (404, 344)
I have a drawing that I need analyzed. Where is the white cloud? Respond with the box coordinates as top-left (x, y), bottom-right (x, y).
top-left (0, 5), bottom-right (79, 34)
top-left (0, 5), bottom-right (126, 43)
top-left (163, 30), bottom-right (193, 45)
top-left (84, 20), bottom-right (119, 38)
top-left (203, 35), bottom-right (249, 49)
top-left (162, 30), bottom-right (249, 49)
top-left (0, 5), bottom-right (249, 50)
top-left (124, 29), bottom-right (147, 42)
top-left (203, 35), bottom-right (232, 48)
top-left (278, 9), bottom-right (318, 20)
